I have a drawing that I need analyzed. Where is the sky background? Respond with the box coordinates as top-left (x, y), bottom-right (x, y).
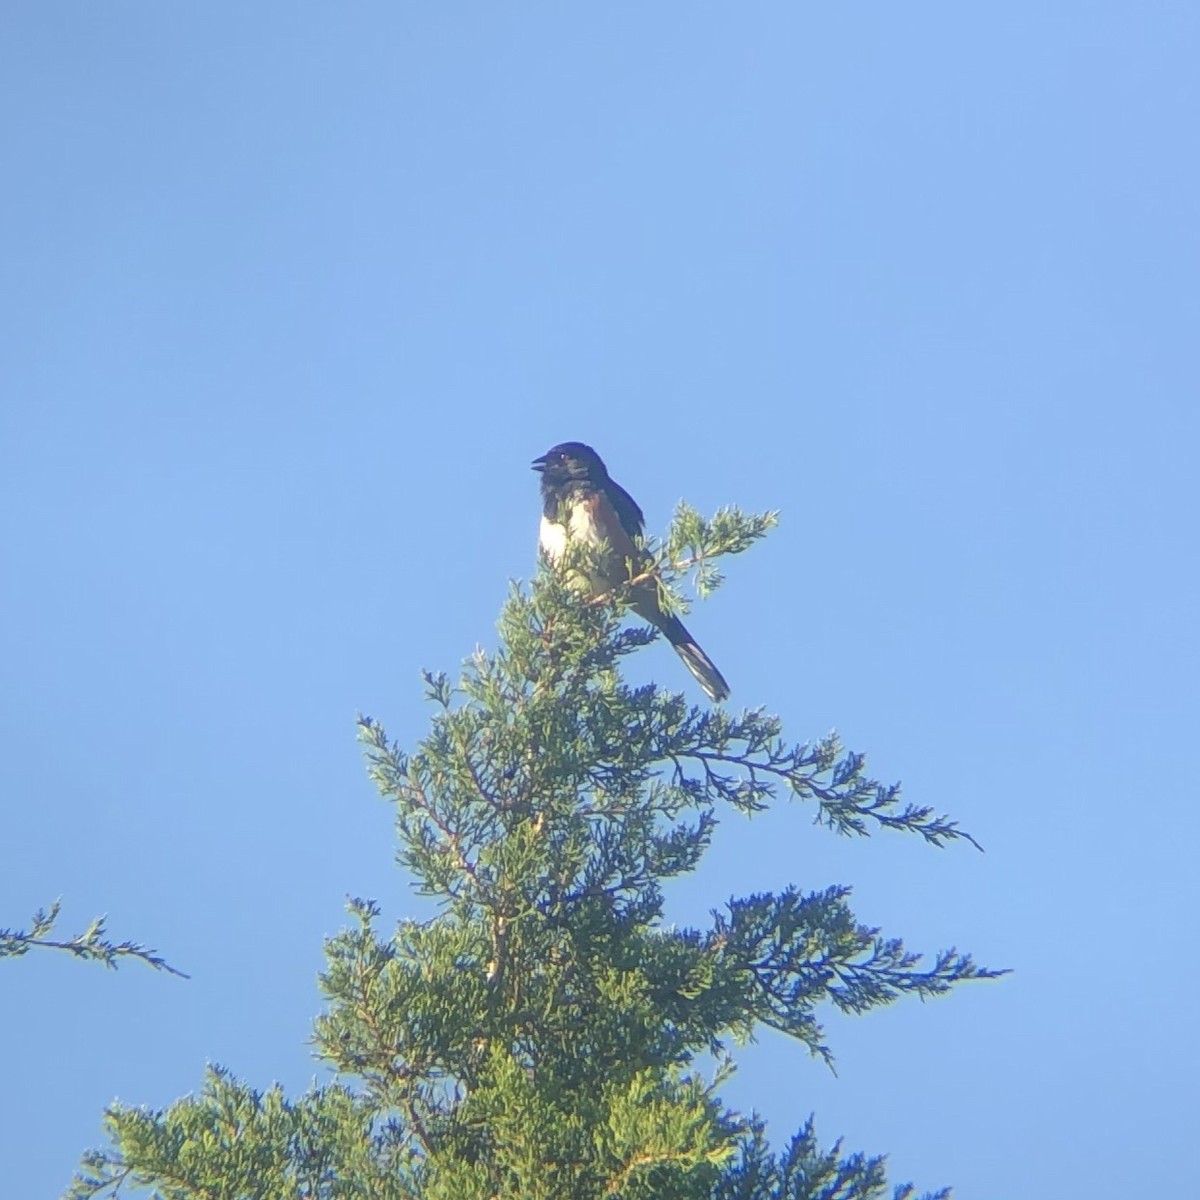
top-left (2, 4), bottom-right (1197, 1197)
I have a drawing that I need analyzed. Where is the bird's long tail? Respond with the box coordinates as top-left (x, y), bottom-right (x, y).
top-left (659, 615), bottom-right (731, 703)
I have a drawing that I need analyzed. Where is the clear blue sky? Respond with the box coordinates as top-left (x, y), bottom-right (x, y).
top-left (3, 5), bottom-right (1197, 1197)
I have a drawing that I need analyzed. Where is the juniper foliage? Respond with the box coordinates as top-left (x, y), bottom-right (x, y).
top-left (2, 899), bottom-right (186, 976)
top-left (69, 506), bottom-right (999, 1200)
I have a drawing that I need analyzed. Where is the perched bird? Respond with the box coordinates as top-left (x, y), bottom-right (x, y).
top-left (532, 441), bottom-right (730, 702)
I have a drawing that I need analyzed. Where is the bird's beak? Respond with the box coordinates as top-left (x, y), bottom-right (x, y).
top-left (531, 454), bottom-right (548, 472)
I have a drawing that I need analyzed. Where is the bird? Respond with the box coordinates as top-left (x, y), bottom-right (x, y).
top-left (531, 441), bottom-right (730, 702)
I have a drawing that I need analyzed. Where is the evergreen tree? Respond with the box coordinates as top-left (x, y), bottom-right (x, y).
top-left (69, 504), bottom-right (1000, 1200)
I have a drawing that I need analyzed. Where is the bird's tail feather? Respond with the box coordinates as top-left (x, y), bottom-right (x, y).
top-left (672, 638), bottom-right (730, 703)
top-left (638, 605), bottom-right (731, 703)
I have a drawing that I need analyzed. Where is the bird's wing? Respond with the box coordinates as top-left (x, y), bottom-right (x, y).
top-left (603, 479), bottom-right (645, 540)
top-left (584, 489), bottom-right (643, 572)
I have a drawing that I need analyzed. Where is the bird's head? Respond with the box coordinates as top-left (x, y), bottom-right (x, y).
top-left (531, 442), bottom-right (608, 485)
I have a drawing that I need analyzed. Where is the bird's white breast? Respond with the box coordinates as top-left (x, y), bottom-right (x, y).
top-left (538, 502), bottom-right (605, 563)
top-left (539, 503), bottom-right (615, 601)
top-left (538, 514), bottom-right (570, 563)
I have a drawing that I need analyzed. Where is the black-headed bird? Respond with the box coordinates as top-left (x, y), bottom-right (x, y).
top-left (532, 441), bottom-right (730, 702)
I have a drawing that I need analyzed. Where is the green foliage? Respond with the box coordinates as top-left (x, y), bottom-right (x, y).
top-left (67, 1067), bottom-right (402, 1200)
top-left (2, 898), bottom-right (186, 976)
top-left (664, 502), bottom-right (780, 599)
top-left (715, 1118), bottom-right (950, 1200)
top-left (68, 504), bottom-right (1000, 1199)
